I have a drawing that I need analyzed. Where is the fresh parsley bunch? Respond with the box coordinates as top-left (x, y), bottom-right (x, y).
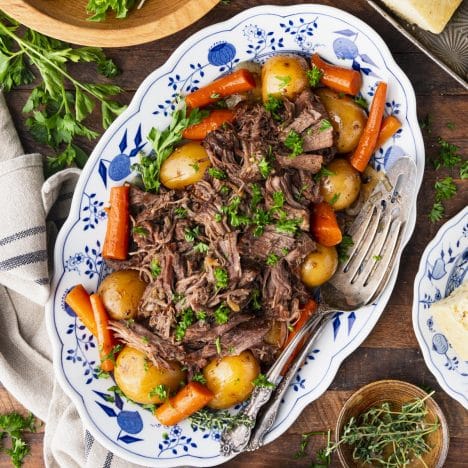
top-left (0, 412), bottom-right (36, 468)
top-left (86, 0), bottom-right (137, 22)
top-left (0, 13), bottom-right (126, 171)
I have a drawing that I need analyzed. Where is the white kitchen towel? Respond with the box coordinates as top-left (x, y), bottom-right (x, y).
top-left (0, 91), bottom-right (142, 468)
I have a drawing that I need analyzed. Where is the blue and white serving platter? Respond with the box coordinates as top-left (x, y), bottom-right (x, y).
top-left (413, 207), bottom-right (468, 409)
top-left (46, 5), bottom-right (424, 466)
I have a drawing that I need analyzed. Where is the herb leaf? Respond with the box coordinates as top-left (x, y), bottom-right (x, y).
top-left (0, 412), bottom-right (36, 468)
top-left (306, 64), bottom-right (323, 87)
top-left (86, 0), bottom-right (137, 21)
top-left (284, 130), bottom-right (304, 158)
top-left (0, 15), bottom-right (125, 171)
top-left (252, 373), bottom-right (275, 389)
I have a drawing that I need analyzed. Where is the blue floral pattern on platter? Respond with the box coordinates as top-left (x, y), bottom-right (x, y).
top-left (413, 206), bottom-right (468, 409)
top-left (47, 5), bottom-right (424, 467)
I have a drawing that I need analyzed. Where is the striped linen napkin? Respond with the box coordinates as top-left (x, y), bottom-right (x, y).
top-left (0, 91), bottom-right (142, 468)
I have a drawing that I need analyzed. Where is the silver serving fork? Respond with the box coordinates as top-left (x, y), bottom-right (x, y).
top-left (220, 157), bottom-right (417, 456)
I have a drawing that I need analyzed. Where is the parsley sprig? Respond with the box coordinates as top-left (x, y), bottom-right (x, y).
top-left (429, 177), bottom-right (457, 222)
top-left (133, 105), bottom-right (207, 191)
top-left (0, 412), bottom-right (36, 468)
top-left (306, 64), bottom-right (323, 87)
top-left (0, 14), bottom-right (124, 171)
top-left (284, 130), bottom-right (304, 158)
top-left (87, 0), bottom-right (137, 21)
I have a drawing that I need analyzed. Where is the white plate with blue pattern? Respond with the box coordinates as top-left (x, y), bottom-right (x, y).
top-left (413, 207), bottom-right (468, 409)
top-left (46, 4), bottom-right (425, 466)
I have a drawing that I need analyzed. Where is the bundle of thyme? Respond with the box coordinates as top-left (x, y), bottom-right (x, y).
top-left (295, 392), bottom-right (440, 468)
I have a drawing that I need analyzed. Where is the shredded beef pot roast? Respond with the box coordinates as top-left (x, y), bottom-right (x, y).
top-left (106, 89), bottom-right (336, 372)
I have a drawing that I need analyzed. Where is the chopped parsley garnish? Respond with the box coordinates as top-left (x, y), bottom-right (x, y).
top-left (219, 185), bottom-right (230, 196)
top-left (214, 304), bottom-right (230, 325)
top-left (184, 225), bottom-right (201, 242)
top-left (141, 336), bottom-right (149, 344)
top-left (284, 130), bottom-right (303, 158)
top-left (446, 121), bottom-right (455, 130)
top-left (460, 161), bottom-right (468, 179)
top-left (150, 258), bottom-right (161, 278)
top-left (174, 308), bottom-right (195, 341)
top-left (0, 412), bottom-right (36, 468)
top-left (251, 208), bottom-right (272, 237)
top-left (149, 384), bottom-right (168, 401)
top-left (258, 157), bottom-right (272, 178)
top-left (214, 213), bottom-right (223, 222)
top-left (196, 310), bottom-right (207, 321)
top-left (372, 255), bottom-right (382, 262)
top-left (215, 336), bottom-right (222, 354)
top-left (319, 119), bottom-right (332, 132)
top-left (252, 373), bottom-right (275, 389)
top-left (174, 207), bottom-right (188, 218)
top-left (329, 193), bottom-right (341, 205)
top-left (275, 215), bottom-right (302, 235)
top-left (190, 162), bottom-right (200, 172)
top-left (214, 267), bottom-right (229, 290)
top-left (419, 113), bottom-right (432, 132)
top-left (433, 137), bottom-right (462, 169)
top-left (429, 177), bottom-right (457, 222)
top-left (210, 92), bottom-right (221, 99)
top-left (275, 75), bottom-right (292, 88)
top-left (193, 242), bottom-right (209, 254)
top-left (132, 225), bottom-right (148, 236)
top-left (266, 253), bottom-right (280, 266)
top-left (337, 235), bottom-right (353, 262)
top-left (271, 191), bottom-right (285, 212)
top-left (208, 167), bottom-right (227, 179)
top-left (354, 95), bottom-right (369, 110)
top-left (306, 64), bottom-right (323, 87)
top-left (250, 183), bottom-right (263, 208)
top-left (220, 196), bottom-right (250, 227)
top-left (192, 372), bottom-right (207, 384)
top-left (264, 94), bottom-right (284, 121)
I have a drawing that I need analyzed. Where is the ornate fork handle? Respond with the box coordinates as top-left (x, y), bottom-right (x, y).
top-left (220, 306), bottom-right (332, 455)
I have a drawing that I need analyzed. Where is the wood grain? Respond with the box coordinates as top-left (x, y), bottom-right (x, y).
top-left (1, 0), bottom-right (219, 47)
top-left (1, 0), bottom-right (467, 466)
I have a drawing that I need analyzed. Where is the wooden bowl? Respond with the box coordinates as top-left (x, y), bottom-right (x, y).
top-left (336, 380), bottom-right (449, 468)
top-left (1, 0), bottom-right (219, 47)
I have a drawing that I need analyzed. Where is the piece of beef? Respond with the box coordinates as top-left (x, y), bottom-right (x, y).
top-left (109, 320), bottom-right (185, 369)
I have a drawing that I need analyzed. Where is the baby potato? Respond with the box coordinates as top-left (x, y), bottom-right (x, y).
top-left (262, 55), bottom-right (309, 102)
top-left (160, 142), bottom-right (210, 190)
top-left (114, 346), bottom-right (186, 404)
top-left (203, 350), bottom-right (260, 409)
top-left (316, 88), bottom-right (367, 153)
top-left (301, 244), bottom-right (338, 288)
top-left (320, 158), bottom-right (361, 211)
top-left (98, 270), bottom-right (147, 320)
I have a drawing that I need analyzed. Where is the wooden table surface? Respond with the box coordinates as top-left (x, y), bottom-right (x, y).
top-left (1, 0), bottom-right (467, 466)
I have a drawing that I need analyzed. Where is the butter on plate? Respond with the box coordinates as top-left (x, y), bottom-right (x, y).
top-left (380, 0), bottom-right (462, 34)
top-left (430, 281), bottom-right (468, 360)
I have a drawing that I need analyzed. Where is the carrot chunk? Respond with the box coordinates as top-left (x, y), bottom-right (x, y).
top-left (311, 202), bottom-right (343, 247)
top-left (90, 293), bottom-right (116, 372)
top-left (182, 109), bottom-right (235, 140)
top-left (155, 382), bottom-right (214, 426)
top-left (102, 185), bottom-right (130, 260)
top-left (65, 284), bottom-right (97, 337)
top-left (350, 81), bottom-right (387, 172)
top-left (185, 69), bottom-right (256, 109)
top-left (311, 54), bottom-right (362, 96)
top-left (375, 115), bottom-right (401, 149)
